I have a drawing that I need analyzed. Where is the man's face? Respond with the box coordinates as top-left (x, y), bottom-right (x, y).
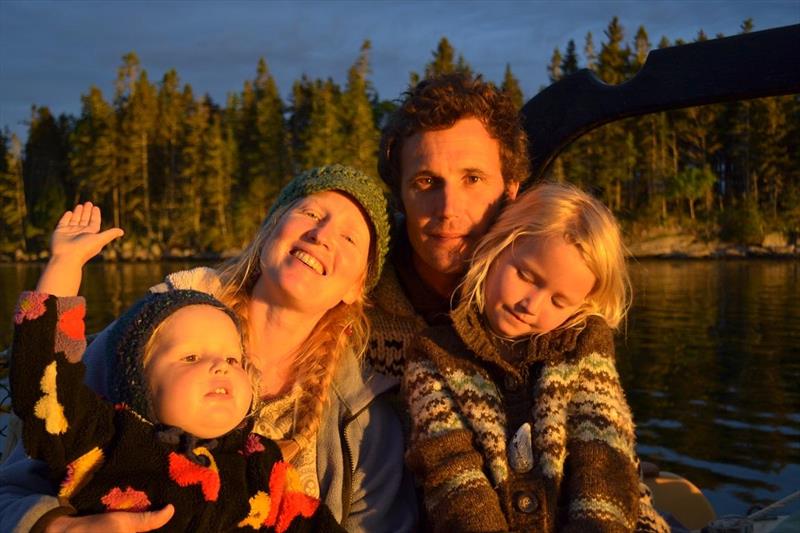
top-left (399, 117), bottom-right (519, 294)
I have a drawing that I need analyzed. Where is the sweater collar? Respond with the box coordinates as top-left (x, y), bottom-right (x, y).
top-left (450, 298), bottom-right (583, 379)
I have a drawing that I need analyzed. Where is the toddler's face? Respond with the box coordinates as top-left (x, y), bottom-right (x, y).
top-left (484, 235), bottom-right (596, 338)
top-left (145, 305), bottom-right (252, 439)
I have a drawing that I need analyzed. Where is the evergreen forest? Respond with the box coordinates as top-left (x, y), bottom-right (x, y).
top-left (1, 17), bottom-right (798, 260)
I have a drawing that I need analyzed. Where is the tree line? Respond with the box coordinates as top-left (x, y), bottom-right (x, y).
top-left (1, 17), bottom-right (797, 259)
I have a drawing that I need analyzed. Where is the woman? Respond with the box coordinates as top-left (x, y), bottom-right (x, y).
top-left (0, 165), bottom-right (416, 532)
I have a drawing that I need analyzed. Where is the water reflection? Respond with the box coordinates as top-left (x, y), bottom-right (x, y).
top-left (620, 260), bottom-right (800, 515)
top-left (1, 260), bottom-right (799, 515)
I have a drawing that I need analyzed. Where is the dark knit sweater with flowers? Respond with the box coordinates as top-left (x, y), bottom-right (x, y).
top-left (10, 291), bottom-right (343, 533)
top-left (403, 299), bottom-right (669, 533)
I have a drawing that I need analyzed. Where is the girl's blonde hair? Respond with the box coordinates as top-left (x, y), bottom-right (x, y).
top-left (214, 202), bottom-right (370, 446)
top-left (461, 181), bottom-right (631, 331)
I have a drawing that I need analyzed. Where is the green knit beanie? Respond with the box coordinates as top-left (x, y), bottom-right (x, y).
top-left (265, 164), bottom-right (391, 292)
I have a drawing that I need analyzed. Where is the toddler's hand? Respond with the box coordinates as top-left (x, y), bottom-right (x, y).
top-left (36, 202), bottom-right (124, 296)
top-left (51, 202), bottom-right (124, 265)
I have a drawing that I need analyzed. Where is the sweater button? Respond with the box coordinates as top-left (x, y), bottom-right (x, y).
top-left (514, 491), bottom-right (538, 514)
top-left (504, 375), bottom-right (519, 391)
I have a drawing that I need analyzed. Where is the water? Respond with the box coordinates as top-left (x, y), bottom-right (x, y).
top-left (617, 260), bottom-right (800, 516)
top-left (1, 259), bottom-right (799, 516)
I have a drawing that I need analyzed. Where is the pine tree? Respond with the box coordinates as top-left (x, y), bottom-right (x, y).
top-left (751, 96), bottom-right (791, 219)
top-left (593, 18), bottom-right (635, 210)
top-left (288, 75), bottom-right (315, 172)
top-left (501, 64), bottom-right (524, 109)
top-left (0, 132), bottom-right (28, 254)
top-left (548, 48), bottom-right (563, 83)
top-left (232, 58), bottom-right (291, 243)
top-left (23, 106), bottom-right (68, 248)
top-left (153, 69), bottom-right (184, 242)
top-left (304, 79), bottom-right (344, 168)
top-left (70, 86), bottom-right (118, 224)
top-left (425, 37), bottom-right (456, 77)
top-left (633, 26), bottom-right (651, 70)
top-left (238, 59), bottom-right (289, 207)
top-left (114, 53), bottom-right (157, 246)
top-left (584, 32), bottom-right (598, 72)
top-left (340, 40), bottom-right (379, 175)
top-left (598, 17), bottom-right (630, 85)
top-left (201, 112), bottom-right (233, 250)
top-left (173, 86), bottom-right (207, 249)
top-left (561, 40), bottom-right (579, 77)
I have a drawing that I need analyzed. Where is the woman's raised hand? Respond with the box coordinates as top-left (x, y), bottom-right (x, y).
top-left (36, 202), bottom-right (124, 297)
top-left (50, 202), bottom-right (124, 264)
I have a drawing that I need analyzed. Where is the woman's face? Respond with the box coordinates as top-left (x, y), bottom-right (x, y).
top-left (257, 190), bottom-right (371, 314)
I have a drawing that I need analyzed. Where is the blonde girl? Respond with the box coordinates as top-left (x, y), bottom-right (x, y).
top-left (404, 182), bottom-right (667, 532)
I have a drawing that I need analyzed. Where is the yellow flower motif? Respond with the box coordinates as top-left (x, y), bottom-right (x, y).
top-left (33, 362), bottom-right (68, 434)
top-left (59, 447), bottom-right (104, 498)
top-left (238, 491), bottom-right (272, 529)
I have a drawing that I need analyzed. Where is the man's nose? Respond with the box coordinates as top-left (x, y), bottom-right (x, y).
top-left (437, 182), bottom-right (464, 219)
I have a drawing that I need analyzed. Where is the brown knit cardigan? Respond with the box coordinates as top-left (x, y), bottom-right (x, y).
top-left (403, 300), bottom-right (669, 533)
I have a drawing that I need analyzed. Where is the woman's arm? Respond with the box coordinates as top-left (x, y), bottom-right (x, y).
top-left (341, 395), bottom-right (418, 533)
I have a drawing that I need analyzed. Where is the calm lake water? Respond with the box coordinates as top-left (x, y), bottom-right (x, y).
top-left (1, 259), bottom-right (798, 516)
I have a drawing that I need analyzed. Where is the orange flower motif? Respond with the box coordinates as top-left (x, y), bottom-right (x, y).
top-left (58, 303), bottom-right (85, 340)
top-left (100, 486), bottom-right (151, 512)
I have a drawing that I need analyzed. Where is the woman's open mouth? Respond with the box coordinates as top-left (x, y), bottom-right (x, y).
top-left (290, 249), bottom-right (326, 275)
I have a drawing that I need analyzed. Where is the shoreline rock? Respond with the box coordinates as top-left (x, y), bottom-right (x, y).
top-left (2, 234), bottom-right (798, 263)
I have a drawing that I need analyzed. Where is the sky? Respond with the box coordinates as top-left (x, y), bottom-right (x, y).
top-left (1, 0), bottom-right (798, 143)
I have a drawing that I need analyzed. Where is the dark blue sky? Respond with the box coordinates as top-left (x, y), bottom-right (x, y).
top-left (1, 0), bottom-right (798, 142)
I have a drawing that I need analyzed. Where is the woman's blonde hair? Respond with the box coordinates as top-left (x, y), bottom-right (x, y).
top-left (214, 201), bottom-right (371, 446)
top-left (461, 181), bottom-right (631, 331)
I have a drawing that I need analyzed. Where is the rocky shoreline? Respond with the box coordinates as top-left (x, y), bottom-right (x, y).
top-left (2, 232), bottom-right (798, 262)
top-left (624, 230), bottom-right (797, 259)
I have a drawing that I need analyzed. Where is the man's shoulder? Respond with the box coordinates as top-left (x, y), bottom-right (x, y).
top-left (365, 263), bottom-right (429, 379)
top-left (368, 262), bottom-right (417, 320)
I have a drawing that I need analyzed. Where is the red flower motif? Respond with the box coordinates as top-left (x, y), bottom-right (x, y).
top-left (263, 461), bottom-right (320, 533)
top-left (168, 450), bottom-right (220, 502)
top-left (14, 291), bottom-right (48, 324)
top-left (58, 303), bottom-right (85, 340)
top-left (100, 486), bottom-right (151, 512)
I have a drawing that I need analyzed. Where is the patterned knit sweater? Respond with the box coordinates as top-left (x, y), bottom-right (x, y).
top-left (10, 291), bottom-right (344, 533)
top-left (403, 300), bottom-right (669, 533)
top-left (366, 261), bottom-right (429, 379)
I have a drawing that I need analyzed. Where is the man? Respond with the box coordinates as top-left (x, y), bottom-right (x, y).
top-left (367, 73), bottom-right (530, 378)
top-left (366, 73), bottom-right (669, 532)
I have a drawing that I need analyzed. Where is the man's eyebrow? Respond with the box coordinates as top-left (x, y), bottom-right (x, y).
top-left (462, 167), bottom-right (489, 176)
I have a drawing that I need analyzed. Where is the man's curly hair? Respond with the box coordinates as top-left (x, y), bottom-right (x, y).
top-left (378, 73), bottom-right (531, 198)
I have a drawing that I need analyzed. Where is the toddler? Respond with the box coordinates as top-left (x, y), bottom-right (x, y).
top-left (11, 203), bottom-right (343, 532)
